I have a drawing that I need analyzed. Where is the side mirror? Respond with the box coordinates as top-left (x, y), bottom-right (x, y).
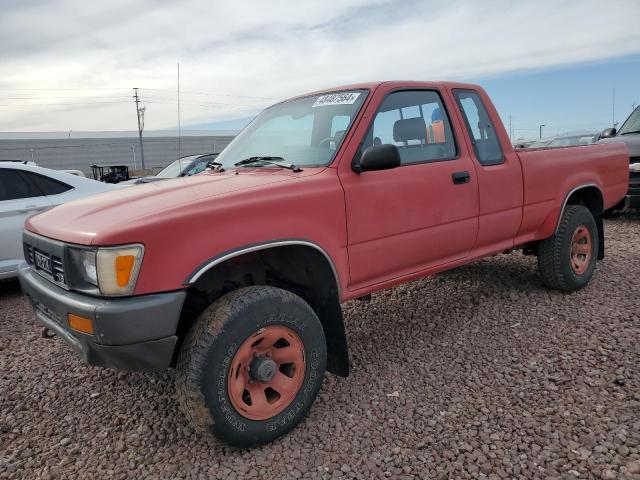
top-left (600, 127), bottom-right (617, 139)
top-left (353, 144), bottom-right (401, 173)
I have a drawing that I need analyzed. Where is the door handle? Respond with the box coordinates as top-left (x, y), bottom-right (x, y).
top-left (452, 171), bottom-right (471, 184)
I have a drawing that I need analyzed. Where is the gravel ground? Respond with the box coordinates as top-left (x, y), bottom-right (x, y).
top-left (1, 214), bottom-right (639, 480)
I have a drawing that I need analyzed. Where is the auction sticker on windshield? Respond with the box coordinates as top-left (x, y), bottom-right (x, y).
top-left (312, 92), bottom-right (361, 107)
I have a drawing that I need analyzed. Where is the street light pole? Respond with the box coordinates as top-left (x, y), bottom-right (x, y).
top-left (539, 124), bottom-right (546, 139)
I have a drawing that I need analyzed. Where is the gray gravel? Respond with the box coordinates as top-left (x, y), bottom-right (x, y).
top-left (1, 214), bottom-right (639, 480)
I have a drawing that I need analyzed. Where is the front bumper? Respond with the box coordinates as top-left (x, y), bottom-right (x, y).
top-left (19, 264), bottom-right (186, 371)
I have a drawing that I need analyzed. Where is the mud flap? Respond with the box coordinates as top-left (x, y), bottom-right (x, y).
top-left (318, 296), bottom-right (350, 377)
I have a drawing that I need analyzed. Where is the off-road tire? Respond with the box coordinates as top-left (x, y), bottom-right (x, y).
top-left (538, 205), bottom-right (599, 291)
top-left (175, 286), bottom-right (327, 447)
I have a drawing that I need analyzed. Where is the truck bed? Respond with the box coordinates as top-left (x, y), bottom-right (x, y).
top-left (515, 142), bottom-right (630, 245)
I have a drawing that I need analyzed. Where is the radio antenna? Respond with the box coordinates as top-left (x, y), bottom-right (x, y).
top-left (178, 62), bottom-right (182, 165)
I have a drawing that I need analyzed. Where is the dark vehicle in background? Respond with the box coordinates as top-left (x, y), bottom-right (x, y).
top-left (599, 105), bottom-right (640, 209)
top-left (124, 153), bottom-right (218, 185)
top-left (90, 165), bottom-right (130, 184)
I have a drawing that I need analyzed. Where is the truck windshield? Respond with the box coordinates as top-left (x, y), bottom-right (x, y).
top-left (618, 106), bottom-right (640, 135)
top-left (215, 90), bottom-right (368, 169)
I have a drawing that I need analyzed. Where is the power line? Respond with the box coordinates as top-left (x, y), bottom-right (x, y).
top-left (0, 87), bottom-right (132, 91)
top-left (145, 99), bottom-right (263, 108)
top-left (0, 87), bottom-right (278, 100)
top-left (0, 101), bottom-right (131, 106)
top-left (0, 96), bottom-right (131, 100)
top-left (142, 88), bottom-right (277, 100)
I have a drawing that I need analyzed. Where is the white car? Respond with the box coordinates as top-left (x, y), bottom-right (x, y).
top-left (0, 162), bottom-right (119, 279)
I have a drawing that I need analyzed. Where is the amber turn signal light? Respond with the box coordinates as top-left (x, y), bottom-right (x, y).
top-left (68, 313), bottom-right (94, 335)
top-left (115, 255), bottom-right (135, 287)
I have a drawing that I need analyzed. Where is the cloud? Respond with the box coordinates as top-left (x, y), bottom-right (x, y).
top-left (1, 0), bottom-right (639, 131)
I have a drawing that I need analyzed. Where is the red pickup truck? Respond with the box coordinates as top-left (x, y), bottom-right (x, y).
top-left (19, 81), bottom-right (629, 447)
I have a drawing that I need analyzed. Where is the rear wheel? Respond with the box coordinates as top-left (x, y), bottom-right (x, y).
top-left (538, 205), bottom-right (599, 291)
top-left (175, 286), bottom-right (327, 447)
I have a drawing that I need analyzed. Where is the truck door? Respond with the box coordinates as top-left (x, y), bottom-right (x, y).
top-left (451, 89), bottom-right (523, 256)
top-left (340, 89), bottom-right (479, 291)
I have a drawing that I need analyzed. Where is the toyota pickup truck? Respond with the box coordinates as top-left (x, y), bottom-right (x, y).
top-left (19, 81), bottom-right (629, 447)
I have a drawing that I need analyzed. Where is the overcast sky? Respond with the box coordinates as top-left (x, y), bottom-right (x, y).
top-left (1, 0), bottom-right (640, 132)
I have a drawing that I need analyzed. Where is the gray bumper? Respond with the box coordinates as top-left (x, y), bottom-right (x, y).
top-left (18, 264), bottom-right (186, 371)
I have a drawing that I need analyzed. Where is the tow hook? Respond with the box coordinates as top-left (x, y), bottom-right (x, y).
top-left (41, 327), bottom-right (56, 339)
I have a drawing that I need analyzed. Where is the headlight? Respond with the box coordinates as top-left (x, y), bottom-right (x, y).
top-left (96, 245), bottom-right (144, 296)
top-left (78, 250), bottom-right (97, 285)
top-left (70, 244), bottom-right (144, 296)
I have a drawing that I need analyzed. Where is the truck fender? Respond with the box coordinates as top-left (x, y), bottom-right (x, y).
top-left (183, 239), bottom-right (351, 377)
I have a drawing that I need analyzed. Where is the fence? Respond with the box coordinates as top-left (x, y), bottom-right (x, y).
top-left (0, 135), bottom-right (235, 175)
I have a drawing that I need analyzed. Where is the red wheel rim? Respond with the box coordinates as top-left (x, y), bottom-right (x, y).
top-left (227, 325), bottom-right (305, 421)
top-left (570, 224), bottom-right (592, 275)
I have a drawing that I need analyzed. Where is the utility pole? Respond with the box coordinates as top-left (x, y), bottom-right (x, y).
top-left (539, 124), bottom-right (546, 139)
top-left (508, 115), bottom-right (512, 139)
top-left (133, 88), bottom-right (146, 169)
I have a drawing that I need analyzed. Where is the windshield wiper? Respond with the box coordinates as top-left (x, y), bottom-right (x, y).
top-left (620, 130), bottom-right (640, 135)
top-left (234, 156), bottom-right (302, 172)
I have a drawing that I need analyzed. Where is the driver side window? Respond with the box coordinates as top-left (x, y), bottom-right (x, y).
top-left (363, 90), bottom-right (457, 165)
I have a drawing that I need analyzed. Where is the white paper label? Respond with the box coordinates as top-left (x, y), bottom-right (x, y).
top-left (312, 92), bottom-right (361, 107)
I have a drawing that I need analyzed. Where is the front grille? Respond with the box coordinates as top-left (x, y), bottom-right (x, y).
top-left (24, 242), bottom-right (68, 287)
top-left (629, 158), bottom-right (639, 195)
top-left (24, 244), bottom-right (34, 264)
top-left (51, 256), bottom-right (66, 284)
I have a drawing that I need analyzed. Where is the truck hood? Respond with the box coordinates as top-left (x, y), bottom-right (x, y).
top-left (26, 168), bottom-right (320, 245)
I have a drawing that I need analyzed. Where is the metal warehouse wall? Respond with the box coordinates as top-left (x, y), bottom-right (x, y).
top-left (0, 135), bottom-right (235, 175)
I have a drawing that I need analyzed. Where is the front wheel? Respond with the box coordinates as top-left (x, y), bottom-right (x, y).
top-left (538, 205), bottom-right (599, 291)
top-left (175, 286), bottom-right (327, 447)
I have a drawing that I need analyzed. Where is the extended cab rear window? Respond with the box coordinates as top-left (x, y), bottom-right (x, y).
top-left (361, 90), bottom-right (457, 165)
top-left (454, 89), bottom-right (503, 166)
